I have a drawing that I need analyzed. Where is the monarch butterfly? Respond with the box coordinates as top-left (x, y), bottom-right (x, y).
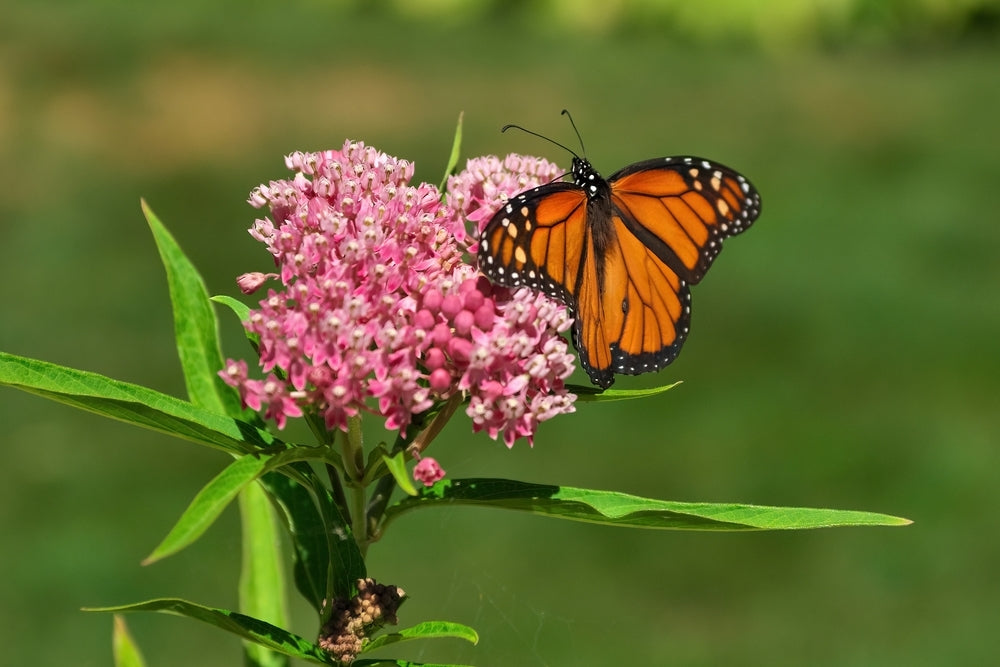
top-left (478, 114), bottom-right (761, 389)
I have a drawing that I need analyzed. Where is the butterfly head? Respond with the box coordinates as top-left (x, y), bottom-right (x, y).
top-left (570, 157), bottom-right (608, 201)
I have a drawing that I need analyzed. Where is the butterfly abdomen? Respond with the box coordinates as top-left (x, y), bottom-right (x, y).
top-left (572, 159), bottom-right (617, 295)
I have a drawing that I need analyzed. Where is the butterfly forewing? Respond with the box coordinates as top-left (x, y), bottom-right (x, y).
top-left (478, 184), bottom-right (589, 307)
top-left (609, 157), bottom-right (761, 284)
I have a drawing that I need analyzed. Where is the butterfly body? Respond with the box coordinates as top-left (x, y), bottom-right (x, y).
top-left (479, 154), bottom-right (760, 389)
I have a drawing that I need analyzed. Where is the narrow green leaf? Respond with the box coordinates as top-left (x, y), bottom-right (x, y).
top-left (260, 468), bottom-right (366, 612)
top-left (112, 615), bottom-right (147, 667)
top-left (213, 294), bottom-right (261, 354)
top-left (239, 481), bottom-right (290, 667)
top-left (144, 447), bottom-right (334, 564)
top-left (213, 295), bottom-right (253, 327)
top-left (385, 478), bottom-right (912, 531)
top-left (0, 352), bottom-right (279, 454)
top-left (211, 297), bottom-right (268, 432)
top-left (382, 452), bottom-right (418, 497)
top-left (354, 661), bottom-right (474, 667)
top-left (313, 474), bottom-right (367, 603)
top-left (438, 111), bottom-right (464, 193)
top-left (570, 380), bottom-right (682, 402)
top-left (259, 471), bottom-right (331, 614)
top-left (362, 621), bottom-right (479, 654)
top-left (87, 599), bottom-right (335, 665)
top-left (143, 200), bottom-right (243, 417)
top-left (0, 354), bottom-right (366, 633)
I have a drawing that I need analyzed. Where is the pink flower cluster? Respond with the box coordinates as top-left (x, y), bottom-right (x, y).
top-left (221, 141), bottom-right (576, 446)
top-left (446, 154), bottom-right (565, 239)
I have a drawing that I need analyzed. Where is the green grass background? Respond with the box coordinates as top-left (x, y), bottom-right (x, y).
top-left (2, 2), bottom-right (999, 665)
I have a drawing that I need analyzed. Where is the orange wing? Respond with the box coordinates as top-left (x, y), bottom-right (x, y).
top-left (609, 156), bottom-right (761, 284)
top-left (478, 182), bottom-right (590, 308)
top-left (478, 155), bottom-right (761, 389)
top-left (572, 214), bottom-right (691, 388)
top-left (477, 179), bottom-right (693, 388)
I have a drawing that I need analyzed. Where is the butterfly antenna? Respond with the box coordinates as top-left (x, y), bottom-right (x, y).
top-left (501, 123), bottom-right (581, 160)
top-left (560, 109), bottom-right (587, 157)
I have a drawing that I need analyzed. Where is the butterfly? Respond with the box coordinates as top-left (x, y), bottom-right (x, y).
top-left (478, 120), bottom-right (761, 389)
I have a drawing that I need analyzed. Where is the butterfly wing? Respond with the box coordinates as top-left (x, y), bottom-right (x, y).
top-left (478, 179), bottom-right (692, 389)
top-left (478, 182), bottom-right (622, 387)
top-left (573, 213), bottom-right (692, 388)
top-left (478, 155), bottom-right (760, 389)
top-left (478, 182), bottom-right (589, 307)
top-left (609, 156), bottom-right (761, 284)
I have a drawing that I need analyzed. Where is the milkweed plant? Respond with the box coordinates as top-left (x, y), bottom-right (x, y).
top-left (0, 116), bottom-right (910, 666)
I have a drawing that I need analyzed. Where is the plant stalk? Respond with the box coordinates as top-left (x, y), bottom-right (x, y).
top-left (342, 415), bottom-right (369, 550)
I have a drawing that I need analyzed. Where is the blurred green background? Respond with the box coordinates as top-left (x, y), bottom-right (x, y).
top-left (3, 1), bottom-right (999, 665)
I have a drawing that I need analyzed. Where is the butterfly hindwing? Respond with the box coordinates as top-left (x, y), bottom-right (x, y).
top-left (566, 213), bottom-right (690, 387)
top-left (606, 214), bottom-right (692, 375)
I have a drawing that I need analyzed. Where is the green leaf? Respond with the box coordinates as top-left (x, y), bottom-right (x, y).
top-left (0, 351), bottom-right (367, 625)
top-left (143, 447), bottom-right (334, 565)
top-left (112, 615), bottom-right (147, 667)
top-left (385, 478), bottom-right (912, 531)
top-left (260, 468), bottom-right (366, 612)
top-left (0, 352), bottom-right (279, 454)
top-left (438, 111), bottom-right (464, 193)
top-left (259, 472), bottom-right (331, 614)
top-left (99, 603), bottom-right (473, 667)
top-left (313, 474), bottom-right (367, 603)
top-left (354, 661), bottom-right (474, 667)
top-left (240, 480), bottom-right (290, 667)
top-left (213, 294), bottom-right (253, 326)
top-left (362, 621), bottom-right (479, 654)
top-left (382, 451), bottom-right (418, 497)
top-left (143, 200), bottom-right (243, 418)
top-left (213, 295), bottom-right (260, 351)
top-left (570, 380), bottom-right (682, 402)
top-left (86, 599), bottom-right (336, 665)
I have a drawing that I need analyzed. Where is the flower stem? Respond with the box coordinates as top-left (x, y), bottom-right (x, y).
top-left (351, 481), bottom-right (370, 556)
top-left (364, 427), bottom-right (413, 541)
top-left (342, 415), bottom-right (369, 550)
top-left (344, 415), bottom-right (365, 482)
top-left (326, 464), bottom-right (349, 524)
top-left (303, 412), bottom-right (351, 523)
